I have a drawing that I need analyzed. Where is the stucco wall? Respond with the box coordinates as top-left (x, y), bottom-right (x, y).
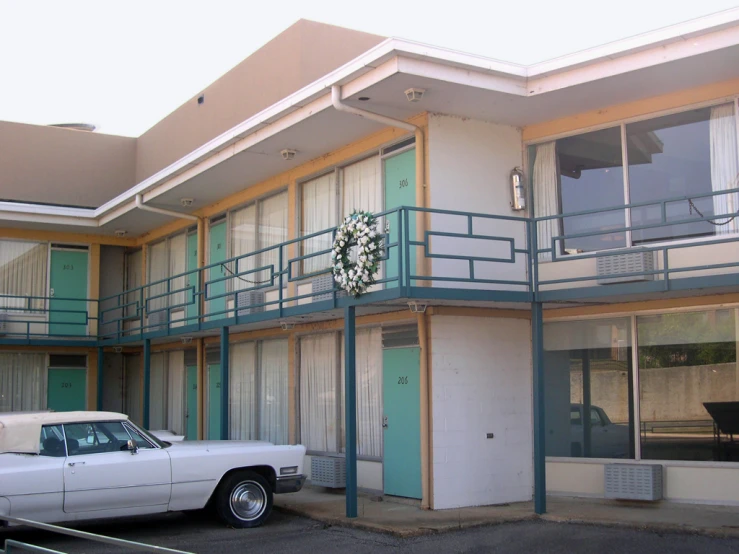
top-left (431, 315), bottom-right (533, 509)
top-left (427, 114), bottom-right (527, 291)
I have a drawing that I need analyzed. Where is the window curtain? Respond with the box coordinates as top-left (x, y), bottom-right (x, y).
top-left (148, 353), bottom-right (166, 430)
top-left (168, 234), bottom-right (187, 308)
top-left (259, 339), bottom-right (288, 444)
top-left (124, 354), bottom-right (142, 425)
top-left (302, 173), bottom-right (337, 275)
top-left (166, 351), bottom-right (186, 435)
top-left (0, 240), bottom-right (47, 311)
top-left (299, 333), bottom-right (339, 452)
top-left (148, 241), bottom-right (168, 314)
top-left (0, 352), bottom-right (47, 412)
top-left (341, 328), bottom-right (383, 457)
top-left (229, 342), bottom-right (256, 440)
top-left (230, 204), bottom-right (256, 292)
top-left (125, 250), bottom-right (142, 321)
top-left (343, 156), bottom-right (381, 216)
top-left (258, 192), bottom-right (288, 286)
top-left (533, 142), bottom-right (560, 261)
top-left (709, 103), bottom-right (739, 235)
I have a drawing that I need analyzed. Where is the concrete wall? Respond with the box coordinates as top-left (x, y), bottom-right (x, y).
top-left (134, 20), bottom-right (384, 183)
top-left (0, 121), bottom-right (136, 207)
top-left (431, 315), bottom-right (533, 509)
top-left (427, 114), bottom-right (527, 291)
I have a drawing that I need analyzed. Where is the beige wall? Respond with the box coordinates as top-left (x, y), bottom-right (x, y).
top-left (0, 120), bottom-right (136, 207)
top-left (134, 20), bottom-right (385, 183)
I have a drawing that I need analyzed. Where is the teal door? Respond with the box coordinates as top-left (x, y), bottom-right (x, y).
top-left (186, 364), bottom-right (198, 440)
top-left (208, 222), bottom-right (227, 320)
top-left (47, 368), bottom-right (87, 411)
top-left (382, 347), bottom-right (421, 499)
top-left (49, 250), bottom-right (89, 336)
top-left (208, 363), bottom-right (222, 439)
top-left (383, 149), bottom-right (416, 287)
top-left (186, 233), bottom-right (199, 324)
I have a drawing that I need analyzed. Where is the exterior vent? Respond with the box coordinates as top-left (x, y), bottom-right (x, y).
top-left (0, 312), bottom-right (7, 336)
top-left (596, 250), bottom-right (655, 285)
top-left (310, 456), bottom-right (346, 488)
top-left (312, 274), bottom-right (346, 302)
top-left (147, 310), bottom-right (167, 332)
top-left (236, 290), bottom-right (265, 316)
top-left (604, 464), bottom-right (663, 501)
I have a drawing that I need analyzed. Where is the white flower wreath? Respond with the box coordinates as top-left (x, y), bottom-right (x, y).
top-left (331, 210), bottom-right (383, 297)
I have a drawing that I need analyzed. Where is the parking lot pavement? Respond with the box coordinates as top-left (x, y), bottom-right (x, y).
top-left (3, 511), bottom-right (739, 554)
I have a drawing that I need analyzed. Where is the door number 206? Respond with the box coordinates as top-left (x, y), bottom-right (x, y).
top-left (397, 376), bottom-right (409, 385)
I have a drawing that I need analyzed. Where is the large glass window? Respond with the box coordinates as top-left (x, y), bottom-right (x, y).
top-left (544, 318), bottom-right (635, 459)
top-left (0, 352), bottom-right (47, 412)
top-left (0, 240), bottom-right (48, 311)
top-left (638, 309), bottom-right (738, 462)
top-left (532, 102), bottom-right (739, 254)
top-left (301, 172), bottom-right (337, 275)
top-left (147, 233), bottom-right (186, 314)
top-left (148, 351), bottom-right (186, 435)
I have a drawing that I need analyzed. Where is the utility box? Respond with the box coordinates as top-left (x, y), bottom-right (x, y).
top-left (604, 463), bottom-right (663, 501)
top-left (310, 456), bottom-right (346, 488)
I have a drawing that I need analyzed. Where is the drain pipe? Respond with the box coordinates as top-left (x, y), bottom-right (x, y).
top-left (134, 194), bottom-right (199, 221)
top-left (331, 85), bottom-right (432, 509)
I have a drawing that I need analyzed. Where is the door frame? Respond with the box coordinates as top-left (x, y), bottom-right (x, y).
top-left (47, 365), bottom-right (88, 412)
top-left (48, 245), bottom-right (91, 336)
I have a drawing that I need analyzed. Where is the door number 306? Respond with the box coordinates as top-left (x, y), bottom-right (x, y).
top-left (397, 376), bottom-right (408, 385)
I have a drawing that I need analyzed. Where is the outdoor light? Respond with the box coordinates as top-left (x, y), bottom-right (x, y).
top-left (181, 336), bottom-right (193, 344)
top-left (280, 321), bottom-right (295, 331)
top-left (281, 149), bottom-right (297, 161)
top-left (180, 198), bottom-right (194, 207)
top-left (510, 167), bottom-right (526, 211)
top-left (113, 346), bottom-right (123, 353)
top-left (408, 301), bottom-right (427, 313)
top-left (404, 88), bottom-right (425, 102)
top-left (114, 229), bottom-right (127, 238)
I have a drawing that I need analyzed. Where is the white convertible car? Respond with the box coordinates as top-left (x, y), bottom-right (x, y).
top-left (0, 411), bottom-right (306, 528)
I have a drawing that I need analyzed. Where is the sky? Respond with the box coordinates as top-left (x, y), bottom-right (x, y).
top-left (1, 0), bottom-right (738, 137)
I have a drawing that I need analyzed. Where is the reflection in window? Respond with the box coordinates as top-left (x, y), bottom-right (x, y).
top-left (544, 318), bottom-right (635, 459)
top-left (638, 309), bottom-right (738, 462)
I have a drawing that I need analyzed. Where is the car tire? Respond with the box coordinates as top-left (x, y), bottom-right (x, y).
top-left (215, 470), bottom-right (273, 528)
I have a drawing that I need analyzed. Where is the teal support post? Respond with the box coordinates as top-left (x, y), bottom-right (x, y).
top-left (344, 306), bottom-right (357, 518)
top-left (532, 301), bottom-right (546, 514)
top-left (96, 347), bottom-right (104, 411)
top-left (220, 326), bottom-right (229, 440)
top-left (143, 338), bottom-right (151, 429)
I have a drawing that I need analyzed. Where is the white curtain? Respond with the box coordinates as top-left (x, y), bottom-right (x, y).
top-left (148, 241), bottom-right (168, 314)
top-left (341, 328), bottom-right (383, 457)
top-left (148, 353), bottom-right (166, 430)
top-left (302, 173), bottom-right (337, 275)
top-left (343, 156), bottom-right (381, 216)
top-left (230, 342), bottom-right (256, 440)
top-left (533, 142), bottom-right (560, 261)
top-left (166, 351), bottom-right (186, 435)
top-left (168, 233), bottom-right (187, 308)
top-left (0, 352), bottom-right (47, 412)
top-left (710, 103), bottom-right (739, 235)
top-left (299, 333), bottom-right (338, 452)
top-left (124, 354), bottom-right (142, 425)
top-left (259, 192), bottom-right (288, 286)
top-left (259, 339), bottom-right (288, 444)
top-left (0, 240), bottom-right (47, 311)
top-left (230, 204), bottom-right (256, 292)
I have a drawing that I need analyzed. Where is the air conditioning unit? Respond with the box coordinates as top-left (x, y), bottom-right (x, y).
top-left (597, 250), bottom-right (655, 285)
top-left (310, 456), bottom-right (346, 488)
top-left (147, 310), bottom-right (167, 332)
top-left (604, 464), bottom-right (663, 501)
top-left (236, 290), bottom-right (265, 316)
top-left (0, 312), bottom-right (7, 337)
top-left (311, 274), bottom-right (346, 302)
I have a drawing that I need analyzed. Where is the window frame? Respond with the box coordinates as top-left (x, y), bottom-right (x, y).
top-left (526, 96), bottom-right (739, 259)
top-left (0, 238), bottom-right (50, 313)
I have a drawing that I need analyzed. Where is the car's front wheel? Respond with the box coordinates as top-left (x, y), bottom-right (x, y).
top-left (215, 470), bottom-right (273, 528)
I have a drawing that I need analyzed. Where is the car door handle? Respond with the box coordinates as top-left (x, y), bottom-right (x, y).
top-left (68, 461), bottom-right (85, 467)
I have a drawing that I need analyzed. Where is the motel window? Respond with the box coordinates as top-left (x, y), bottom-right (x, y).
top-left (148, 351), bottom-right (186, 435)
top-left (0, 239), bottom-right (48, 312)
top-left (124, 249), bottom-right (143, 320)
top-left (229, 338), bottom-right (289, 445)
top-left (0, 352), bottom-right (48, 412)
top-left (147, 233), bottom-right (187, 315)
top-left (298, 328), bottom-right (383, 458)
top-left (532, 102), bottom-right (739, 256)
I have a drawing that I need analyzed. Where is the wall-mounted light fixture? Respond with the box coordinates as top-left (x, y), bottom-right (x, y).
top-left (510, 167), bottom-right (526, 211)
top-left (408, 301), bottom-right (427, 314)
top-left (181, 336), bottom-right (193, 344)
top-left (404, 88), bottom-right (425, 102)
top-left (113, 346), bottom-right (123, 353)
top-left (114, 229), bottom-right (127, 238)
top-left (180, 198), bottom-right (194, 207)
top-left (281, 149), bottom-right (296, 161)
top-left (280, 321), bottom-right (295, 331)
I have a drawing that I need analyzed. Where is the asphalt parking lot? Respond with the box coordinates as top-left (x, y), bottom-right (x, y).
top-left (2, 510), bottom-right (739, 553)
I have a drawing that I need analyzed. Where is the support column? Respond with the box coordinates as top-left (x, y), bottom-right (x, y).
top-left (344, 306), bottom-right (357, 518)
top-left (532, 302), bottom-right (546, 514)
top-left (143, 338), bottom-right (151, 429)
top-left (97, 347), bottom-right (104, 411)
top-left (220, 326), bottom-right (229, 440)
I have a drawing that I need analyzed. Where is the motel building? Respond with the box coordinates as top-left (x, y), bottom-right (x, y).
top-left (1, 14), bottom-right (739, 515)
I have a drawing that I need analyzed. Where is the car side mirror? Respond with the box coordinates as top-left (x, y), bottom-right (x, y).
top-left (127, 439), bottom-right (139, 455)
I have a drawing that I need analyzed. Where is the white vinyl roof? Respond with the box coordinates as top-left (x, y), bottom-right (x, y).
top-left (0, 411), bottom-right (128, 455)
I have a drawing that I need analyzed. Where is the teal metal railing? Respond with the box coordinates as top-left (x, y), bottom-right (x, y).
top-left (0, 294), bottom-right (98, 343)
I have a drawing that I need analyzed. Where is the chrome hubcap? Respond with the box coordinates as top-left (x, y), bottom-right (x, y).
top-left (230, 481), bottom-right (267, 521)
